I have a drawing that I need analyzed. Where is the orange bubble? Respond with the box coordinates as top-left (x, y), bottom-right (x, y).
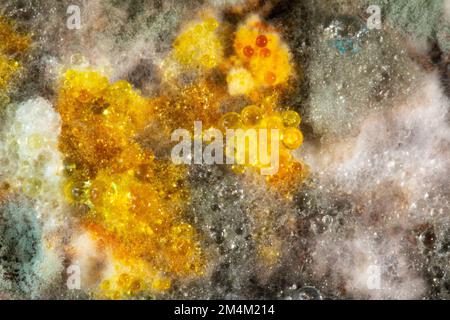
top-left (243, 45), bottom-right (254, 58)
top-left (256, 35), bottom-right (268, 47)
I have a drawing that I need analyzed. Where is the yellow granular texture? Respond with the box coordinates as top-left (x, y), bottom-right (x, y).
top-left (173, 17), bottom-right (223, 69)
top-left (0, 16), bottom-right (30, 93)
top-left (58, 70), bottom-right (153, 177)
top-left (231, 15), bottom-right (293, 90)
top-left (152, 79), bottom-right (226, 133)
top-left (57, 70), bottom-right (204, 298)
top-left (0, 54), bottom-right (19, 91)
top-left (0, 16), bottom-right (31, 54)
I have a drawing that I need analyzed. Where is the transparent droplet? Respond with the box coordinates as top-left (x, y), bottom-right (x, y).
top-left (296, 286), bottom-right (323, 300)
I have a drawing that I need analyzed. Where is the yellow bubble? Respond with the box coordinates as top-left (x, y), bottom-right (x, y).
top-left (281, 110), bottom-right (301, 127)
top-left (219, 112), bottom-right (242, 130)
top-left (204, 17), bottom-right (219, 31)
top-left (100, 280), bottom-right (110, 291)
top-left (241, 105), bottom-right (263, 126)
top-left (118, 273), bottom-right (131, 287)
top-left (263, 115), bottom-right (284, 130)
top-left (70, 53), bottom-right (86, 65)
top-left (27, 133), bottom-right (43, 149)
top-left (282, 127), bottom-right (303, 149)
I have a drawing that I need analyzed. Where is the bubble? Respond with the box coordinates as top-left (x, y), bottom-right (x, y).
top-left (70, 53), bottom-right (86, 65)
top-left (263, 115), bottom-right (284, 130)
top-left (256, 35), bottom-right (268, 47)
top-left (219, 112), bottom-right (243, 130)
top-left (419, 228), bottom-right (436, 251)
top-left (241, 105), bottom-right (263, 126)
top-left (243, 46), bottom-right (254, 58)
top-left (282, 127), bottom-right (304, 149)
top-left (296, 287), bottom-right (323, 300)
top-left (281, 110), bottom-right (301, 128)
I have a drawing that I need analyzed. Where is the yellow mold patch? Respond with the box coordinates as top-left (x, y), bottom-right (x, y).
top-left (0, 16), bottom-right (30, 95)
top-left (173, 17), bottom-right (223, 70)
top-left (57, 70), bottom-right (205, 298)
